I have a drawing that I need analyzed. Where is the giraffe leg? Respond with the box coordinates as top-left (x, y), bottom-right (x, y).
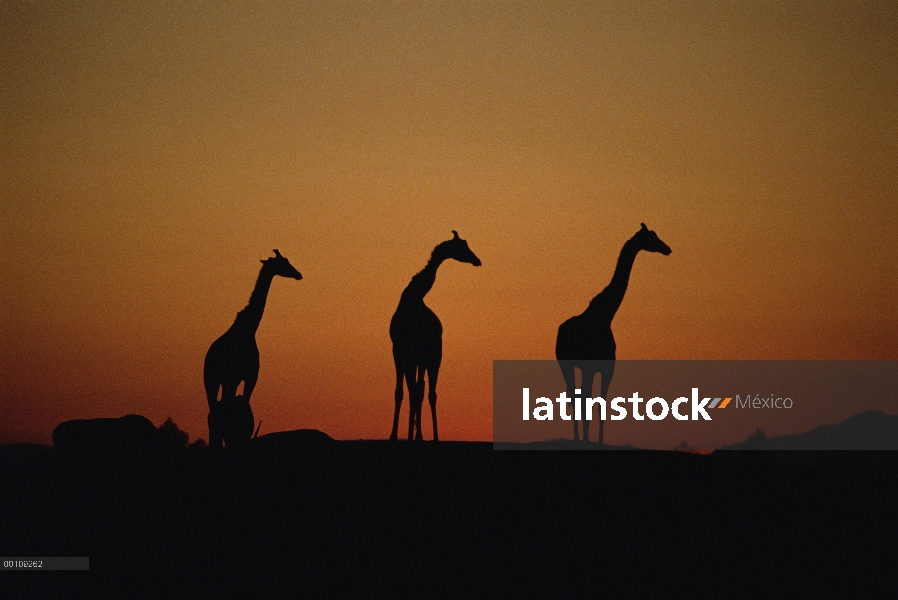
top-left (405, 367), bottom-right (419, 441)
top-left (204, 342), bottom-right (223, 410)
top-left (598, 361), bottom-right (616, 446)
top-left (205, 379), bottom-right (222, 447)
top-left (558, 361), bottom-right (578, 441)
top-left (427, 360), bottom-right (441, 442)
top-left (204, 377), bottom-right (221, 410)
top-left (243, 372), bottom-right (258, 404)
top-left (413, 365), bottom-right (426, 441)
top-left (581, 369), bottom-right (596, 443)
top-left (391, 359), bottom-right (403, 441)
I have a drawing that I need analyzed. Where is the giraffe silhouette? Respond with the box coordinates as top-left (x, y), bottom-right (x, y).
top-left (204, 249), bottom-right (302, 448)
top-left (555, 224), bottom-right (671, 445)
top-left (390, 231), bottom-right (481, 441)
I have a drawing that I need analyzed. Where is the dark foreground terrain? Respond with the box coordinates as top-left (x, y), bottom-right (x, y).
top-left (2, 433), bottom-right (896, 596)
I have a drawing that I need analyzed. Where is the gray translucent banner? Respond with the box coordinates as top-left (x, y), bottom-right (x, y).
top-left (1, 557), bottom-right (89, 570)
top-left (493, 361), bottom-right (898, 450)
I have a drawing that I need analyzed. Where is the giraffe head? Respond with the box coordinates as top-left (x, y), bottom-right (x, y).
top-left (261, 249), bottom-right (303, 280)
top-left (441, 230), bottom-right (482, 266)
top-left (635, 223), bottom-right (672, 255)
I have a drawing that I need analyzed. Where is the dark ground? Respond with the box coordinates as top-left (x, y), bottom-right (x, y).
top-left (1, 435), bottom-right (896, 596)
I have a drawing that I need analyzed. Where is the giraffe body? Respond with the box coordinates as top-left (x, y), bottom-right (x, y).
top-left (390, 231), bottom-right (481, 441)
top-left (555, 224), bottom-right (671, 445)
top-left (204, 328), bottom-right (260, 410)
top-left (204, 250), bottom-right (302, 448)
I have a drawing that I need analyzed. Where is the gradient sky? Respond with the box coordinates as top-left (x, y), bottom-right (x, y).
top-left (2, 1), bottom-right (896, 445)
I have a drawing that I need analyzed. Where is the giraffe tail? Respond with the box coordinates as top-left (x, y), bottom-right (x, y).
top-left (253, 420), bottom-right (262, 439)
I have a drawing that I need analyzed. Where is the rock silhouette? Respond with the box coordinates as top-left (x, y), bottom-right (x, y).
top-left (52, 414), bottom-right (160, 461)
top-left (389, 231), bottom-right (481, 441)
top-left (51, 415), bottom-right (196, 464)
top-left (203, 250), bottom-right (302, 448)
top-left (555, 223), bottom-right (671, 444)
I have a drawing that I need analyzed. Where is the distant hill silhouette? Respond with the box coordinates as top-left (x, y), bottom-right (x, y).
top-left (722, 410), bottom-right (898, 450)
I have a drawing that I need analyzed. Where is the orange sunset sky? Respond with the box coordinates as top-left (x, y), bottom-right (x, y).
top-left (2, 1), bottom-right (896, 444)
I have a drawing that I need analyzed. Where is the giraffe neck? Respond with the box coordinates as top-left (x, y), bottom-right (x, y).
top-left (401, 250), bottom-right (447, 303)
top-left (587, 236), bottom-right (641, 322)
top-left (234, 266), bottom-right (276, 334)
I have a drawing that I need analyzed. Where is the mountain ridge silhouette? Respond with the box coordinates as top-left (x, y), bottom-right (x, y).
top-left (722, 410), bottom-right (898, 450)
